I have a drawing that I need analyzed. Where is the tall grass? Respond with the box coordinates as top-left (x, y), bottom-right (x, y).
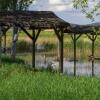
top-left (3, 30), bottom-right (100, 61)
top-left (0, 56), bottom-right (100, 100)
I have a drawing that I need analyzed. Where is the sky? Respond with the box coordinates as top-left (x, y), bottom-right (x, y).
top-left (29, 0), bottom-right (100, 25)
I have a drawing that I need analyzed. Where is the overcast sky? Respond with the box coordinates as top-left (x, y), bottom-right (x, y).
top-left (29, 0), bottom-right (100, 25)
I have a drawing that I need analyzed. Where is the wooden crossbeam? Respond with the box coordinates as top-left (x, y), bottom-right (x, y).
top-left (70, 33), bottom-right (82, 41)
top-left (35, 29), bottom-right (41, 42)
top-left (53, 27), bottom-right (61, 41)
top-left (18, 24), bottom-right (41, 43)
top-left (87, 33), bottom-right (97, 41)
top-left (18, 25), bottom-right (33, 40)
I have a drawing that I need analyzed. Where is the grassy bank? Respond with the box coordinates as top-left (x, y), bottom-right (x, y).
top-left (0, 57), bottom-right (100, 100)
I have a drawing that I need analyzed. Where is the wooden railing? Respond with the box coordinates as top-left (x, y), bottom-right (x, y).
top-left (88, 55), bottom-right (100, 61)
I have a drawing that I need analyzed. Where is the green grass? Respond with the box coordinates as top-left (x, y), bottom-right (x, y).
top-left (0, 57), bottom-right (100, 100)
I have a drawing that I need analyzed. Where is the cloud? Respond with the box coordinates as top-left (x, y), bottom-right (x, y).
top-left (29, 0), bottom-right (100, 24)
top-left (30, 0), bottom-right (99, 11)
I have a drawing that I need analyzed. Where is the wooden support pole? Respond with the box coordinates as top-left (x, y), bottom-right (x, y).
top-left (3, 33), bottom-right (6, 53)
top-left (73, 34), bottom-right (76, 76)
top-left (54, 28), bottom-right (64, 73)
top-left (87, 33), bottom-right (97, 76)
top-left (0, 26), bottom-right (2, 65)
top-left (57, 40), bottom-right (60, 60)
top-left (58, 30), bottom-right (64, 73)
top-left (32, 29), bottom-right (41, 69)
top-left (60, 30), bottom-right (64, 73)
top-left (70, 33), bottom-right (82, 76)
top-left (18, 25), bottom-right (41, 68)
top-left (32, 29), bottom-right (35, 68)
top-left (91, 34), bottom-right (95, 76)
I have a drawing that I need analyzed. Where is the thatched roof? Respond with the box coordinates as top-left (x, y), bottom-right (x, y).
top-left (64, 23), bottom-right (100, 34)
top-left (0, 11), bottom-right (100, 33)
top-left (0, 11), bottom-right (70, 29)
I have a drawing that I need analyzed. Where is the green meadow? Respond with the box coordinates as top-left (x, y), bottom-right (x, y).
top-left (0, 30), bottom-right (100, 100)
top-left (0, 56), bottom-right (100, 100)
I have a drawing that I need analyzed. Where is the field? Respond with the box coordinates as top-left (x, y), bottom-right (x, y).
top-left (0, 30), bottom-right (100, 100)
top-left (0, 56), bottom-right (100, 100)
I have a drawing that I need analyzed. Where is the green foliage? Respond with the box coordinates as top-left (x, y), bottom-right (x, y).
top-left (2, 54), bottom-right (25, 64)
top-left (16, 40), bottom-right (32, 52)
top-left (73, 0), bottom-right (88, 9)
top-left (43, 41), bottom-right (56, 51)
top-left (0, 0), bottom-right (33, 11)
top-left (73, 0), bottom-right (100, 20)
top-left (39, 31), bottom-right (55, 37)
top-left (0, 59), bottom-right (100, 100)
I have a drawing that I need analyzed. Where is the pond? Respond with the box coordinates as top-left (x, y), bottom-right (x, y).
top-left (18, 53), bottom-right (100, 76)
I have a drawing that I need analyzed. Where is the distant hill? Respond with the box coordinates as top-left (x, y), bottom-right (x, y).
top-left (91, 22), bottom-right (100, 26)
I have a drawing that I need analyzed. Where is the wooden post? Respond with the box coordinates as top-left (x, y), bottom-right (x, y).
top-left (0, 26), bottom-right (2, 65)
top-left (32, 29), bottom-right (35, 68)
top-left (87, 33), bottom-right (97, 76)
top-left (70, 34), bottom-right (82, 76)
top-left (57, 40), bottom-right (60, 60)
top-left (60, 30), bottom-right (64, 73)
top-left (19, 25), bottom-right (41, 69)
top-left (73, 34), bottom-right (76, 76)
top-left (53, 28), bottom-right (64, 73)
top-left (3, 33), bottom-right (6, 53)
top-left (11, 25), bottom-right (18, 59)
top-left (92, 34), bottom-right (95, 76)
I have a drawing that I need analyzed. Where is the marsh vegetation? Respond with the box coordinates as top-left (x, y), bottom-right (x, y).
top-left (2, 30), bottom-right (100, 75)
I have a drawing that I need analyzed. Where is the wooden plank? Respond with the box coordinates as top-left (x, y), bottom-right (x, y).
top-left (88, 56), bottom-right (100, 61)
top-left (95, 57), bottom-right (100, 60)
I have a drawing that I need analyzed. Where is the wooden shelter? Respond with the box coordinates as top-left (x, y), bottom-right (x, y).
top-left (0, 11), bottom-right (100, 76)
top-left (64, 23), bottom-right (100, 76)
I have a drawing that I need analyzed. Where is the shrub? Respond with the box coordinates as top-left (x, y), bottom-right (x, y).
top-left (43, 41), bottom-right (56, 51)
top-left (16, 40), bottom-right (32, 53)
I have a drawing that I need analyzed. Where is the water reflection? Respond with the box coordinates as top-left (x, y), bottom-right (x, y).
top-left (34, 55), bottom-right (100, 76)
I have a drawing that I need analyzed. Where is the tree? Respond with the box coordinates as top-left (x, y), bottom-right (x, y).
top-left (0, 0), bottom-right (10, 10)
top-left (0, 0), bottom-right (34, 59)
top-left (8, 0), bottom-right (33, 11)
top-left (73, 0), bottom-right (100, 20)
top-left (0, 0), bottom-right (33, 11)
